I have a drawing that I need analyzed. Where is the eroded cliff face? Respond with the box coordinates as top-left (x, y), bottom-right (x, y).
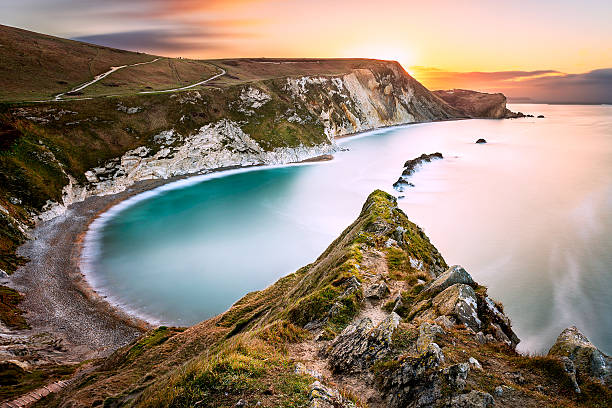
top-left (33, 62), bottom-right (460, 222)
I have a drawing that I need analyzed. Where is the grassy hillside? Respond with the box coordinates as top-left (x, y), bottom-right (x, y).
top-left (0, 25), bottom-right (157, 101)
top-left (36, 191), bottom-right (611, 407)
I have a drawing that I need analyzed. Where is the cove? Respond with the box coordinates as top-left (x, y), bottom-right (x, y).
top-left (83, 104), bottom-right (612, 354)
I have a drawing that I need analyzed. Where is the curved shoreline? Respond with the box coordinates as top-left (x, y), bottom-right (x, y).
top-left (5, 120), bottom-right (446, 362)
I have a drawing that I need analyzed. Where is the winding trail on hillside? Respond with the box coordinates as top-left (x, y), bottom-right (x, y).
top-left (53, 58), bottom-right (161, 100)
top-left (52, 61), bottom-right (225, 100)
top-left (138, 67), bottom-right (226, 94)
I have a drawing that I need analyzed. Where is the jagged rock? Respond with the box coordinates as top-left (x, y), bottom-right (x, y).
top-left (548, 326), bottom-right (611, 385)
top-left (365, 281), bottom-right (390, 299)
top-left (475, 139), bottom-right (487, 144)
top-left (490, 323), bottom-right (511, 345)
top-left (475, 331), bottom-right (487, 344)
top-left (434, 315), bottom-right (456, 330)
top-left (449, 390), bottom-right (495, 407)
top-left (432, 284), bottom-right (481, 330)
top-left (393, 153), bottom-right (443, 192)
top-left (422, 265), bottom-right (474, 297)
top-left (468, 357), bottom-right (482, 371)
top-left (295, 362), bottom-right (323, 380)
top-left (309, 381), bottom-right (355, 408)
top-left (416, 322), bottom-right (445, 354)
top-left (559, 356), bottom-right (581, 393)
top-left (327, 313), bottom-right (400, 373)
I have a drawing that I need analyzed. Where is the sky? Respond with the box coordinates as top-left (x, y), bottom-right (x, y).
top-left (2, 0), bottom-right (611, 103)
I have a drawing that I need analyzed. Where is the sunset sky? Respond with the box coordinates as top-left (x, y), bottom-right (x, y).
top-left (2, 0), bottom-right (611, 102)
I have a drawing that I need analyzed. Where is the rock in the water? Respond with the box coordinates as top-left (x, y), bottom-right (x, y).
top-left (475, 138), bottom-right (487, 144)
top-left (327, 313), bottom-right (400, 373)
top-left (393, 152), bottom-right (443, 191)
top-left (422, 265), bottom-right (475, 297)
top-left (365, 281), bottom-right (390, 299)
top-left (548, 326), bottom-right (611, 385)
top-left (432, 284), bottom-right (481, 330)
top-left (450, 390), bottom-right (495, 407)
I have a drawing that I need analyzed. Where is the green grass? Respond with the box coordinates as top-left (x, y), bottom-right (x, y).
top-left (137, 336), bottom-right (312, 408)
top-left (0, 362), bottom-right (76, 401)
top-left (0, 285), bottom-right (28, 329)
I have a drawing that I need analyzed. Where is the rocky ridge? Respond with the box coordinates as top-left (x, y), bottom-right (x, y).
top-left (37, 191), bottom-right (611, 407)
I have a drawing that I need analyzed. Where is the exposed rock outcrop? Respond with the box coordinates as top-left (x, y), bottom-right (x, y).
top-left (393, 152), bottom-right (443, 192)
top-left (434, 89), bottom-right (523, 119)
top-left (548, 326), bottom-right (611, 386)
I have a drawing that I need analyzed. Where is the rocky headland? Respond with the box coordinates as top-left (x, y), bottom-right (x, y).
top-left (29, 191), bottom-right (611, 407)
top-left (0, 25), bottom-right (557, 405)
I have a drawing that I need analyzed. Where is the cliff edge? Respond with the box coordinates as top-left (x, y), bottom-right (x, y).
top-left (34, 191), bottom-right (611, 408)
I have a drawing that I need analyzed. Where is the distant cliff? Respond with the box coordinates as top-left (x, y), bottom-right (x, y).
top-left (433, 88), bottom-right (521, 119)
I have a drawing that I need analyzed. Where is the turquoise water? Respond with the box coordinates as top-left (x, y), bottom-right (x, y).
top-left (84, 104), bottom-right (612, 354)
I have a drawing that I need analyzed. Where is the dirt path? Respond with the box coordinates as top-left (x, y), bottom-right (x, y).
top-left (53, 58), bottom-right (161, 100)
top-left (138, 67), bottom-right (226, 94)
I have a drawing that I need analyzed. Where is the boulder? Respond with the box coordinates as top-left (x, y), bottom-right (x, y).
top-left (422, 265), bottom-right (474, 297)
top-left (327, 313), bottom-right (400, 373)
top-left (432, 284), bottom-right (481, 330)
top-left (548, 326), bottom-right (611, 385)
top-left (475, 139), bottom-right (487, 144)
top-left (309, 381), bottom-right (356, 408)
top-left (450, 390), bottom-right (495, 407)
top-left (537, 115), bottom-right (545, 118)
top-left (416, 322), bottom-right (445, 354)
top-left (365, 281), bottom-right (390, 299)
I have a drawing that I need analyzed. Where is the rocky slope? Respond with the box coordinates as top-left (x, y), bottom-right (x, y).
top-left (30, 191), bottom-right (610, 408)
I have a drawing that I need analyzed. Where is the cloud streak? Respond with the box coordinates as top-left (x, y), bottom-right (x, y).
top-left (413, 68), bottom-right (612, 104)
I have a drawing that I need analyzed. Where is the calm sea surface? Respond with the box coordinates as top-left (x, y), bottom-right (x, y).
top-left (84, 104), bottom-right (612, 353)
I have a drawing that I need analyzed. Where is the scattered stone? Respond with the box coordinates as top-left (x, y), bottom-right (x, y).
top-left (365, 281), bottom-right (390, 299)
top-left (494, 385), bottom-right (503, 397)
top-left (235, 399), bottom-right (248, 407)
top-left (116, 103), bottom-right (142, 114)
top-left (468, 356), bottom-right (482, 370)
top-left (451, 390), bottom-right (495, 407)
top-left (434, 315), bottom-right (456, 330)
top-left (548, 326), bottom-right (611, 385)
top-left (308, 381), bottom-right (355, 408)
top-left (535, 384), bottom-right (545, 393)
top-left (416, 322), bottom-right (445, 354)
top-left (295, 363), bottom-right (323, 380)
top-left (327, 313), bottom-right (400, 373)
top-left (475, 138), bottom-right (487, 144)
top-left (431, 284), bottom-right (481, 330)
top-left (422, 265), bottom-right (475, 297)
top-left (559, 356), bottom-right (581, 393)
top-left (475, 331), bottom-right (487, 344)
